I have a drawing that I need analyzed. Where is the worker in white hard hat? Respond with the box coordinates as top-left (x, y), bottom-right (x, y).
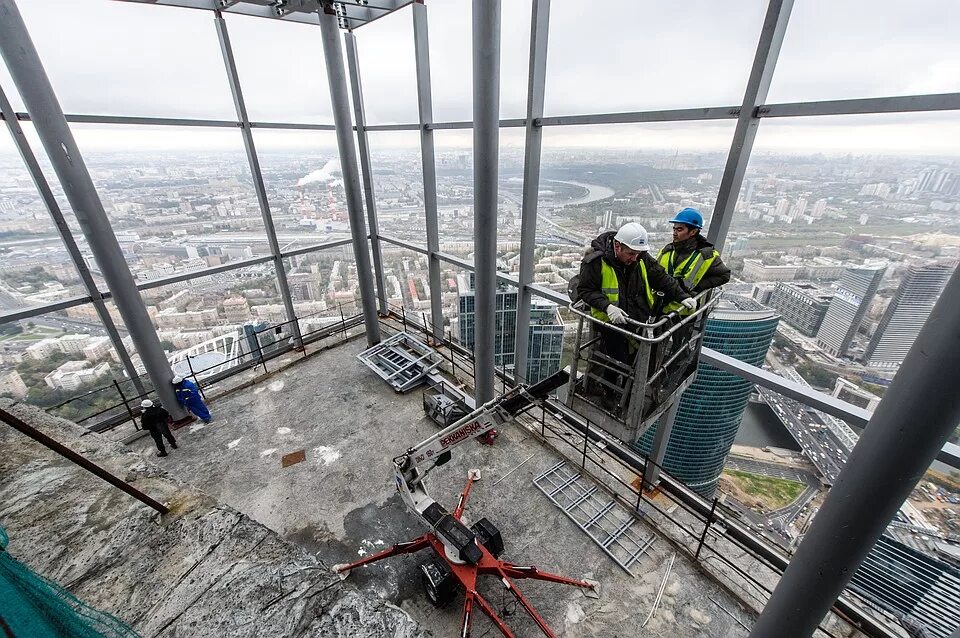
top-left (172, 374), bottom-right (212, 423)
top-left (577, 222), bottom-right (695, 327)
top-left (575, 223), bottom-right (695, 396)
top-left (139, 398), bottom-right (178, 457)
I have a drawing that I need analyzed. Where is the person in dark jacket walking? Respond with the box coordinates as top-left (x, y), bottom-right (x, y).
top-left (576, 223), bottom-right (695, 378)
top-left (140, 399), bottom-right (177, 457)
top-left (656, 208), bottom-right (731, 313)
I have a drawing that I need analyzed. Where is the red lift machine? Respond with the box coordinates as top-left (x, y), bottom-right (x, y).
top-left (335, 371), bottom-right (598, 638)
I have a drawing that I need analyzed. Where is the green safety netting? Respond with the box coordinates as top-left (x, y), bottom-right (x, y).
top-left (0, 525), bottom-right (139, 638)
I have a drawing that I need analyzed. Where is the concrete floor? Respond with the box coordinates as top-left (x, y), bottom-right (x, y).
top-left (133, 339), bottom-right (754, 637)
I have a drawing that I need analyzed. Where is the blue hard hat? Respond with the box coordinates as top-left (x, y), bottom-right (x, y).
top-left (669, 208), bottom-right (703, 229)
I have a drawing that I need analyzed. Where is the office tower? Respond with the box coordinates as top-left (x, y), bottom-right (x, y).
top-left (768, 281), bottom-right (833, 336)
top-left (636, 294), bottom-right (779, 497)
top-left (816, 263), bottom-right (886, 357)
top-left (865, 261), bottom-right (954, 369)
top-left (457, 274), bottom-right (563, 382)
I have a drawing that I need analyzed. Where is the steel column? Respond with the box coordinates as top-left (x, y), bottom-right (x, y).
top-left (471, 0), bottom-right (501, 403)
top-left (0, 83), bottom-right (145, 396)
top-left (344, 33), bottom-right (388, 316)
top-left (749, 267), bottom-right (960, 638)
top-left (706, 0), bottom-right (794, 251)
top-left (513, 0), bottom-right (551, 384)
top-left (412, 1), bottom-right (444, 342)
top-left (643, 397), bottom-right (680, 490)
top-left (319, 7), bottom-right (381, 345)
top-left (214, 12), bottom-right (304, 349)
top-left (0, 0), bottom-right (185, 418)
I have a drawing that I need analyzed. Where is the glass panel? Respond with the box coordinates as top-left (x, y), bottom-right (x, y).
top-left (767, 0), bottom-right (960, 104)
top-left (537, 120), bottom-right (737, 265)
top-left (0, 303), bottom-right (132, 425)
top-left (253, 129), bottom-right (351, 248)
top-left (0, 147), bottom-right (90, 308)
top-left (282, 246), bottom-right (362, 339)
top-left (544, 0), bottom-right (766, 116)
top-left (366, 131), bottom-right (424, 239)
top-left (138, 262), bottom-right (284, 380)
top-left (70, 124), bottom-right (271, 284)
top-left (224, 13), bottom-right (333, 124)
top-left (15, 0), bottom-right (235, 119)
top-left (425, 0), bottom-right (533, 121)
top-left (353, 9), bottom-right (419, 125)
top-left (432, 127), bottom-right (527, 262)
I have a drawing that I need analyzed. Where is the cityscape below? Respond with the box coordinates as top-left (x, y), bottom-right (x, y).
top-left (1, 142), bottom-right (958, 635)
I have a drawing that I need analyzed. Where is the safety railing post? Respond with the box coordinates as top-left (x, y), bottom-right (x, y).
top-left (185, 355), bottom-right (207, 403)
top-left (256, 333), bottom-right (268, 373)
top-left (696, 497), bottom-right (719, 561)
top-left (114, 379), bottom-right (138, 431)
top-left (581, 420), bottom-right (590, 470)
top-left (339, 303), bottom-right (347, 339)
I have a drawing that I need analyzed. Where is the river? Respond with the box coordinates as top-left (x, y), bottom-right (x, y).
top-left (545, 179), bottom-right (616, 207)
top-left (735, 400), bottom-right (802, 450)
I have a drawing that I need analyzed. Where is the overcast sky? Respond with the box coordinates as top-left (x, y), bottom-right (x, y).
top-left (0, 0), bottom-right (958, 155)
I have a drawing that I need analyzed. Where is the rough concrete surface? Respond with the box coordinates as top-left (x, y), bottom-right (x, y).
top-left (0, 397), bottom-right (426, 638)
top-left (125, 340), bottom-right (754, 637)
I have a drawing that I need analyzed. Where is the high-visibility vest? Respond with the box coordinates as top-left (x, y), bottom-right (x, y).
top-left (590, 259), bottom-right (655, 323)
top-left (657, 246), bottom-right (719, 315)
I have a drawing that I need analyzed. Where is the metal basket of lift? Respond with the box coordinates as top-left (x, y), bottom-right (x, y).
top-left (564, 289), bottom-right (720, 445)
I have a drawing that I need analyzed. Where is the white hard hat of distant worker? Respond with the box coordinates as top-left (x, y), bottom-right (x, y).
top-left (141, 399), bottom-right (153, 409)
top-left (171, 375), bottom-right (184, 384)
top-left (613, 222), bottom-right (649, 252)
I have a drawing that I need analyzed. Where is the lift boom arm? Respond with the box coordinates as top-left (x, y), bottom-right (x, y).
top-left (394, 371), bottom-right (569, 561)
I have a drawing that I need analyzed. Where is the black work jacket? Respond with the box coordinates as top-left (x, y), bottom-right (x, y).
top-left (576, 231), bottom-right (690, 323)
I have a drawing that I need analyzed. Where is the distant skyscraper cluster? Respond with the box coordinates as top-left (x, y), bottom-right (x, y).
top-left (864, 261), bottom-right (954, 369)
top-left (816, 263), bottom-right (886, 358)
top-left (456, 273), bottom-right (564, 384)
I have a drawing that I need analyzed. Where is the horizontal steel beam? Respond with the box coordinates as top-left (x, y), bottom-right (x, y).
top-left (0, 294), bottom-right (93, 323)
top-left (1, 111), bottom-right (239, 128)
top-left (434, 250), bottom-right (472, 270)
top-left (702, 349), bottom-right (872, 427)
top-left (113, 0), bottom-right (413, 30)
top-left (2, 112), bottom-right (340, 131)
top-left (133, 255), bottom-right (274, 292)
top-left (539, 105), bottom-right (740, 127)
top-left (758, 93), bottom-right (960, 118)
top-left (249, 120), bottom-right (337, 131)
top-left (7, 94), bottom-right (955, 135)
top-left (280, 237), bottom-right (353, 258)
top-left (377, 234), bottom-right (429, 254)
top-left (702, 348), bottom-right (960, 469)
top-left (0, 239), bottom-right (359, 326)
top-left (527, 282), bottom-right (568, 305)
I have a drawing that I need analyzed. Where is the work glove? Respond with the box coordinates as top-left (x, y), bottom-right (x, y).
top-left (606, 305), bottom-right (628, 325)
top-left (680, 297), bottom-right (698, 311)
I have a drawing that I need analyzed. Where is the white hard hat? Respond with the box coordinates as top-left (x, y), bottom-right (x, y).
top-left (140, 399), bottom-right (153, 409)
top-left (614, 222), bottom-right (649, 252)
top-left (171, 375), bottom-right (184, 384)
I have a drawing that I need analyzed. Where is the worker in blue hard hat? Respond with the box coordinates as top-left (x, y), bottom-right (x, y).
top-left (656, 208), bottom-right (730, 315)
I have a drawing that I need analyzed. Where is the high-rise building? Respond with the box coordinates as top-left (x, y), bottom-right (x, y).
top-left (636, 294), bottom-right (779, 497)
top-left (457, 274), bottom-right (563, 382)
top-left (816, 263), bottom-right (886, 357)
top-left (864, 261), bottom-right (954, 369)
top-left (768, 281), bottom-right (833, 336)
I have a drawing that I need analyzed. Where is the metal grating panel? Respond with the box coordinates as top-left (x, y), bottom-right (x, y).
top-left (534, 461), bottom-right (655, 576)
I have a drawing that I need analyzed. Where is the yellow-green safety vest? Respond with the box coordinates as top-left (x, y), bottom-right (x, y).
top-left (590, 259), bottom-right (655, 323)
top-left (657, 246), bottom-right (719, 315)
